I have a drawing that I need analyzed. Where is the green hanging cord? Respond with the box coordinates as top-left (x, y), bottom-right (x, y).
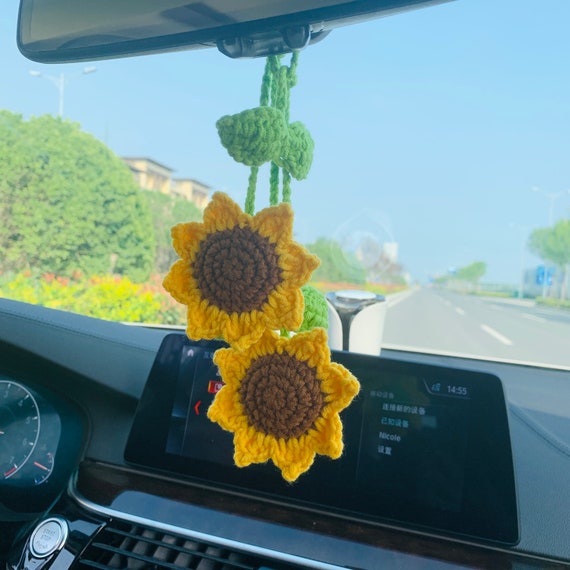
top-left (244, 166), bottom-right (259, 215)
top-left (259, 56), bottom-right (275, 107)
top-left (268, 56), bottom-right (284, 207)
top-left (288, 51), bottom-right (299, 89)
top-left (280, 56), bottom-right (296, 203)
top-left (269, 54), bottom-right (292, 205)
top-left (281, 62), bottom-right (292, 123)
top-left (272, 64), bottom-right (289, 121)
top-left (282, 170), bottom-right (292, 204)
top-left (244, 57), bottom-right (278, 214)
top-left (268, 54), bottom-right (282, 81)
top-left (269, 162), bottom-right (280, 206)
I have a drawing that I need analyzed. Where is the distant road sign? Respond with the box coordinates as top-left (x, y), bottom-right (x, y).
top-left (536, 265), bottom-right (554, 286)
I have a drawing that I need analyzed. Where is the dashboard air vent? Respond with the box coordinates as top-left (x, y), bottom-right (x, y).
top-left (74, 520), bottom-right (304, 570)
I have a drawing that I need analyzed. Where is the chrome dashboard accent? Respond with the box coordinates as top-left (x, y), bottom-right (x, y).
top-left (29, 516), bottom-right (68, 558)
top-left (68, 482), bottom-right (346, 570)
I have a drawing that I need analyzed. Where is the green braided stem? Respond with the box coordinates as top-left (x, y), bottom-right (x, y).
top-left (288, 51), bottom-right (299, 88)
top-left (282, 170), bottom-right (292, 204)
top-left (272, 65), bottom-right (288, 122)
top-left (259, 57), bottom-right (274, 106)
top-left (269, 162), bottom-right (280, 207)
top-left (245, 166), bottom-right (259, 215)
top-left (275, 57), bottom-right (295, 199)
top-left (244, 57), bottom-right (276, 212)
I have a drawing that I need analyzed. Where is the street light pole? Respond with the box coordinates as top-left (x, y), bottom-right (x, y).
top-left (29, 66), bottom-right (97, 118)
top-left (531, 186), bottom-right (570, 226)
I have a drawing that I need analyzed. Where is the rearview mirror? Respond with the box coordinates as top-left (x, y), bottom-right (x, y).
top-left (17, 0), bottom-right (450, 63)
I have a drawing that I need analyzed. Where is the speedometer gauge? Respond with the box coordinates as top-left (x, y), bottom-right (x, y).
top-left (0, 380), bottom-right (40, 480)
top-left (0, 376), bottom-right (82, 520)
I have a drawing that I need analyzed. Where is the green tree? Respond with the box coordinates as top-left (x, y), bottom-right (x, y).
top-left (456, 261), bottom-right (487, 286)
top-left (306, 237), bottom-right (366, 285)
top-left (441, 261), bottom-right (486, 292)
top-left (0, 111), bottom-right (154, 281)
top-left (142, 189), bottom-right (203, 274)
top-left (529, 220), bottom-right (570, 300)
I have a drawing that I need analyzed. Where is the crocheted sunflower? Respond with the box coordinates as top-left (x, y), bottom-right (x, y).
top-left (164, 53), bottom-right (360, 482)
top-left (207, 328), bottom-right (360, 482)
top-left (163, 192), bottom-right (319, 350)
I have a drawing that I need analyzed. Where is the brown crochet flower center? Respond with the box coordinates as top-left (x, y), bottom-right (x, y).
top-left (240, 352), bottom-right (324, 439)
top-left (193, 226), bottom-right (283, 314)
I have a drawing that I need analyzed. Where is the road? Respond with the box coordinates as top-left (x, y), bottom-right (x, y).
top-left (383, 288), bottom-right (570, 369)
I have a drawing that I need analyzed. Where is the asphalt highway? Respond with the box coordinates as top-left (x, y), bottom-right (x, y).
top-left (383, 288), bottom-right (570, 369)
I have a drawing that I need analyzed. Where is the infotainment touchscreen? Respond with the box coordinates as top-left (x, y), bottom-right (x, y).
top-left (125, 334), bottom-right (518, 545)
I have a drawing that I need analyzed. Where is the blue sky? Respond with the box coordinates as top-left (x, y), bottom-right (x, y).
top-left (1, 0), bottom-right (570, 284)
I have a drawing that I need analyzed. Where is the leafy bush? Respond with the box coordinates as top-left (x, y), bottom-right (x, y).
top-left (0, 272), bottom-right (185, 324)
top-left (536, 296), bottom-right (570, 310)
top-left (142, 190), bottom-right (203, 274)
top-left (310, 280), bottom-right (407, 296)
top-left (306, 238), bottom-right (367, 285)
top-left (0, 272), bottom-right (411, 324)
top-left (140, 274), bottom-right (186, 325)
top-left (468, 290), bottom-right (512, 298)
top-left (0, 111), bottom-right (155, 282)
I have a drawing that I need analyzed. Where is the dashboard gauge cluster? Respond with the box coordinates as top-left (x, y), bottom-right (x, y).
top-left (0, 376), bottom-right (83, 520)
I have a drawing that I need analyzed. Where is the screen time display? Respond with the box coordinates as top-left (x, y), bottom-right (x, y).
top-left (125, 334), bottom-right (518, 545)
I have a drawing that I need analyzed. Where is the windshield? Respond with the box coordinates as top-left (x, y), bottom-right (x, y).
top-left (1, 0), bottom-right (570, 369)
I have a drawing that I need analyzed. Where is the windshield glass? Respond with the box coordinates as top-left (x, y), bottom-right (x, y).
top-left (1, 0), bottom-right (570, 369)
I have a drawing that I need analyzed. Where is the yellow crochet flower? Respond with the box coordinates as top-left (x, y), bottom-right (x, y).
top-left (207, 328), bottom-right (360, 482)
top-left (163, 192), bottom-right (319, 350)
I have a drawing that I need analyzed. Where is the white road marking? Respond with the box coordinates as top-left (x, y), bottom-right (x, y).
top-left (491, 305), bottom-right (503, 311)
top-left (386, 289), bottom-right (416, 308)
top-left (522, 314), bottom-right (547, 324)
top-left (480, 324), bottom-right (513, 346)
top-left (454, 307), bottom-right (465, 316)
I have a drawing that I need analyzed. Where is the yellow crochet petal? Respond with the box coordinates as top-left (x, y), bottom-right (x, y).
top-left (321, 362), bottom-right (361, 411)
top-left (185, 302), bottom-right (225, 341)
top-left (203, 191), bottom-right (246, 232)
top-left (213, 347), bottom-right (248, 386)
top-left (170, 222), bottom-right (206, 259)
top-left (278, 241), bottom-right (320, 288)
top-left (207, 384), bottom-right (245, 432)
top-left (162, 260), bottom-right (195, 305)
top-left (233, 428), bottom-right (273, 467)
top-left (310, 414), bottom-right (344, 459)
top-left (271, 439), bottom-right (317, 483)
top-left (286, 327), bottom-right (330, 370)
top-left (221, 312), bottom-right (266, 351)
top-left (252, 202), bottom-right (293, 243)
top-left (262, 286), bottom-right (305, 332)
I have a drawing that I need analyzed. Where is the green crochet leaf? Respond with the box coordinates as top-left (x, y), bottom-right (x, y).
top-left (216, 106), bottom-right (288, 167)
top-left (297, 285), bottom-right (329, 333)
top-left (279, 122), bottom-right (314, 181)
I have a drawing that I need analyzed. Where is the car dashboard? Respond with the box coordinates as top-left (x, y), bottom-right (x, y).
top-left (1, 297), bottom-right (570, 570)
